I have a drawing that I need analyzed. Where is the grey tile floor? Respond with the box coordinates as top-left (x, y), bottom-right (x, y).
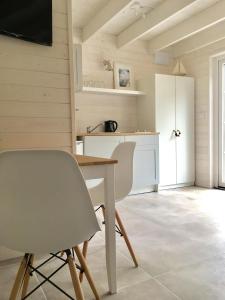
top-left (1, 187), bottom-right (225, 299)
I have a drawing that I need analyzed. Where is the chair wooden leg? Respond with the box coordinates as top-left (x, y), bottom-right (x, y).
top-left (9, 254), bottom-right (30, 300)
top-left (79, 241), bottom-right (89, 282)
top-left (115, 210), bottom-right (139, 267)
top-left (21, 255), bottom-right (34, 299)
top-left (66, 250), bottom-right (85, 300)
top-left (102, 205), bottom-right (138, 267)
top-left (74, 246), bottom-right (100, 300)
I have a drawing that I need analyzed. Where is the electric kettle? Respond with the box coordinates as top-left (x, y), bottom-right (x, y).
top-left (104, 120), bottom-right (118, 132)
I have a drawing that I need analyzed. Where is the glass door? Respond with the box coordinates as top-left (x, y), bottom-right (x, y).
top-left (218, 59), bottom-right (225, 187)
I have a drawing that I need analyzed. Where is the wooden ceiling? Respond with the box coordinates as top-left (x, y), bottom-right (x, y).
top-left (73, 0), bottom-right (225, 57)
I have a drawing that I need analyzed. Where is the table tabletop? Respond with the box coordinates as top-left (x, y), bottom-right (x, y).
top-left (75, 154), bottom-right (118, 166)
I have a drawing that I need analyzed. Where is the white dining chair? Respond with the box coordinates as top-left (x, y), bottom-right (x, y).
top-left (0, 150), bottom-right (101, 300)
top-left (81, 142), bottom-right (138, 280)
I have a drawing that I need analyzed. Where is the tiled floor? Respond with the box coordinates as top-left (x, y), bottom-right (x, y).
top-left (1, 187), bottom-right (225, 299)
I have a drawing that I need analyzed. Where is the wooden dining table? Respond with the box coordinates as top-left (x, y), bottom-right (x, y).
top-left (75, 154), bottom-right (118, 294)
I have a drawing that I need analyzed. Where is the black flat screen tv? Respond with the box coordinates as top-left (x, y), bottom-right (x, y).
top-left (0, 0), bottom-right (52, 46)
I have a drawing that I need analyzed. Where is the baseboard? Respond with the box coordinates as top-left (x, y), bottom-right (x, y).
top-left (129, 185), bottom-right (157, 195)
top-left (158, 182), bottom-right (195, 190)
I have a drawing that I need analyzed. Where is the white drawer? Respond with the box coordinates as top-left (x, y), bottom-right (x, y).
top-left (83, 136), bottom-right (124, 144)
top-left (124, 135), bottom-right (158, 146)
top-left (83, 136), bottom-right (124, 158)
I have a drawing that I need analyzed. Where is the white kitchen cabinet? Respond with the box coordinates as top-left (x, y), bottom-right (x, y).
top-left (82, 134), bottom-right (159, 194)
top-left (124, 135), bottom-right (159, 194)
top-left (137, 74), bottom-right (195, 188)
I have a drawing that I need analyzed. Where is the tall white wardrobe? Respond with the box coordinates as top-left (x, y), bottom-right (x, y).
top-left (137, 74), bottom-right (195, 189)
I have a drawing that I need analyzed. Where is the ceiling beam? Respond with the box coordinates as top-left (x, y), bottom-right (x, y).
top-left (82, 0), bottom-right (132, 42)
top-left (173, 21), bottom-right (225, 57)
top-left (117, 0), bottom-right (198, 48)
top-left (148, 0), bottom-right (225, 52)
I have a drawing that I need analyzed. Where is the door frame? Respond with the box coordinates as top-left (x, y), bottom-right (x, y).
top-left (211, 53), bottom-right (225, 187)
top-left (218, 59), bottom-right (225, 187)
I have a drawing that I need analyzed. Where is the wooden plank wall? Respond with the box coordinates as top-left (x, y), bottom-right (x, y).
top-left (0, 0), bottom-right (74, 152)
top-left (74, 31), bottom-right (172, 133)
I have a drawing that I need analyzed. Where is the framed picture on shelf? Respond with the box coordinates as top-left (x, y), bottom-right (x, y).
top-left (114, 63), bottom-right (134, 90)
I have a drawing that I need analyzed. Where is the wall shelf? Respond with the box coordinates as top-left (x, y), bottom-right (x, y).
top-left (74, 45), bottom-right (145, 97)
top-left (77, 86), bottom-right (146, 97)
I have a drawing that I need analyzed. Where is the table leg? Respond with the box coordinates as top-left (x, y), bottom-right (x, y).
top-left (104, 164), bottom-right (117, 294)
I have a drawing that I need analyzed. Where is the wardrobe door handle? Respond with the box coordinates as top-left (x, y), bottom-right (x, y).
top-left (173, 130), bottom-right (181, 137)
top-left (176, 130), bottom-right (181, 137)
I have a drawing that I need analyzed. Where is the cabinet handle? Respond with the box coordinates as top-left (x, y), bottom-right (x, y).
top-left (173, 130), bottom-right (181, 137)
top-left (176, 130), bottom-right (181, 137)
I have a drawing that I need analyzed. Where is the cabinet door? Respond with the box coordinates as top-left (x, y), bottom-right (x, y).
top-left (125, 135), bottom-right (159, 194)
top-left (155, 74), bottom-right (177, 186)
top-left (176, 76), bottom-right (195, 184)
top-left (131, 145), bottom-right (158, 194)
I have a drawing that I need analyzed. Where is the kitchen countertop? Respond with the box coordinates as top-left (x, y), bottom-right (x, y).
top-left (77, 131), bottom-right (159, 137)
top-left (75, 154), bottom-right (117, 166)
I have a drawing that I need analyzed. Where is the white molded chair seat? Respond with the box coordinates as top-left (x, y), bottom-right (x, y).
top-left (85, 142), bottom-right (139, 268)
top-left (0, 150), bottom-right (100, 300)
top-left (89, 141), bottom-right (135, 206)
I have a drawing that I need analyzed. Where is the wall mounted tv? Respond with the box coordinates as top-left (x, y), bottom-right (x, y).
top-left (0, 0), bottom-right (52, 46)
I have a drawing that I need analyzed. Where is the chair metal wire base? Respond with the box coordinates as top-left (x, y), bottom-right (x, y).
top-left (21, 250), bottom-right (81, 300)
